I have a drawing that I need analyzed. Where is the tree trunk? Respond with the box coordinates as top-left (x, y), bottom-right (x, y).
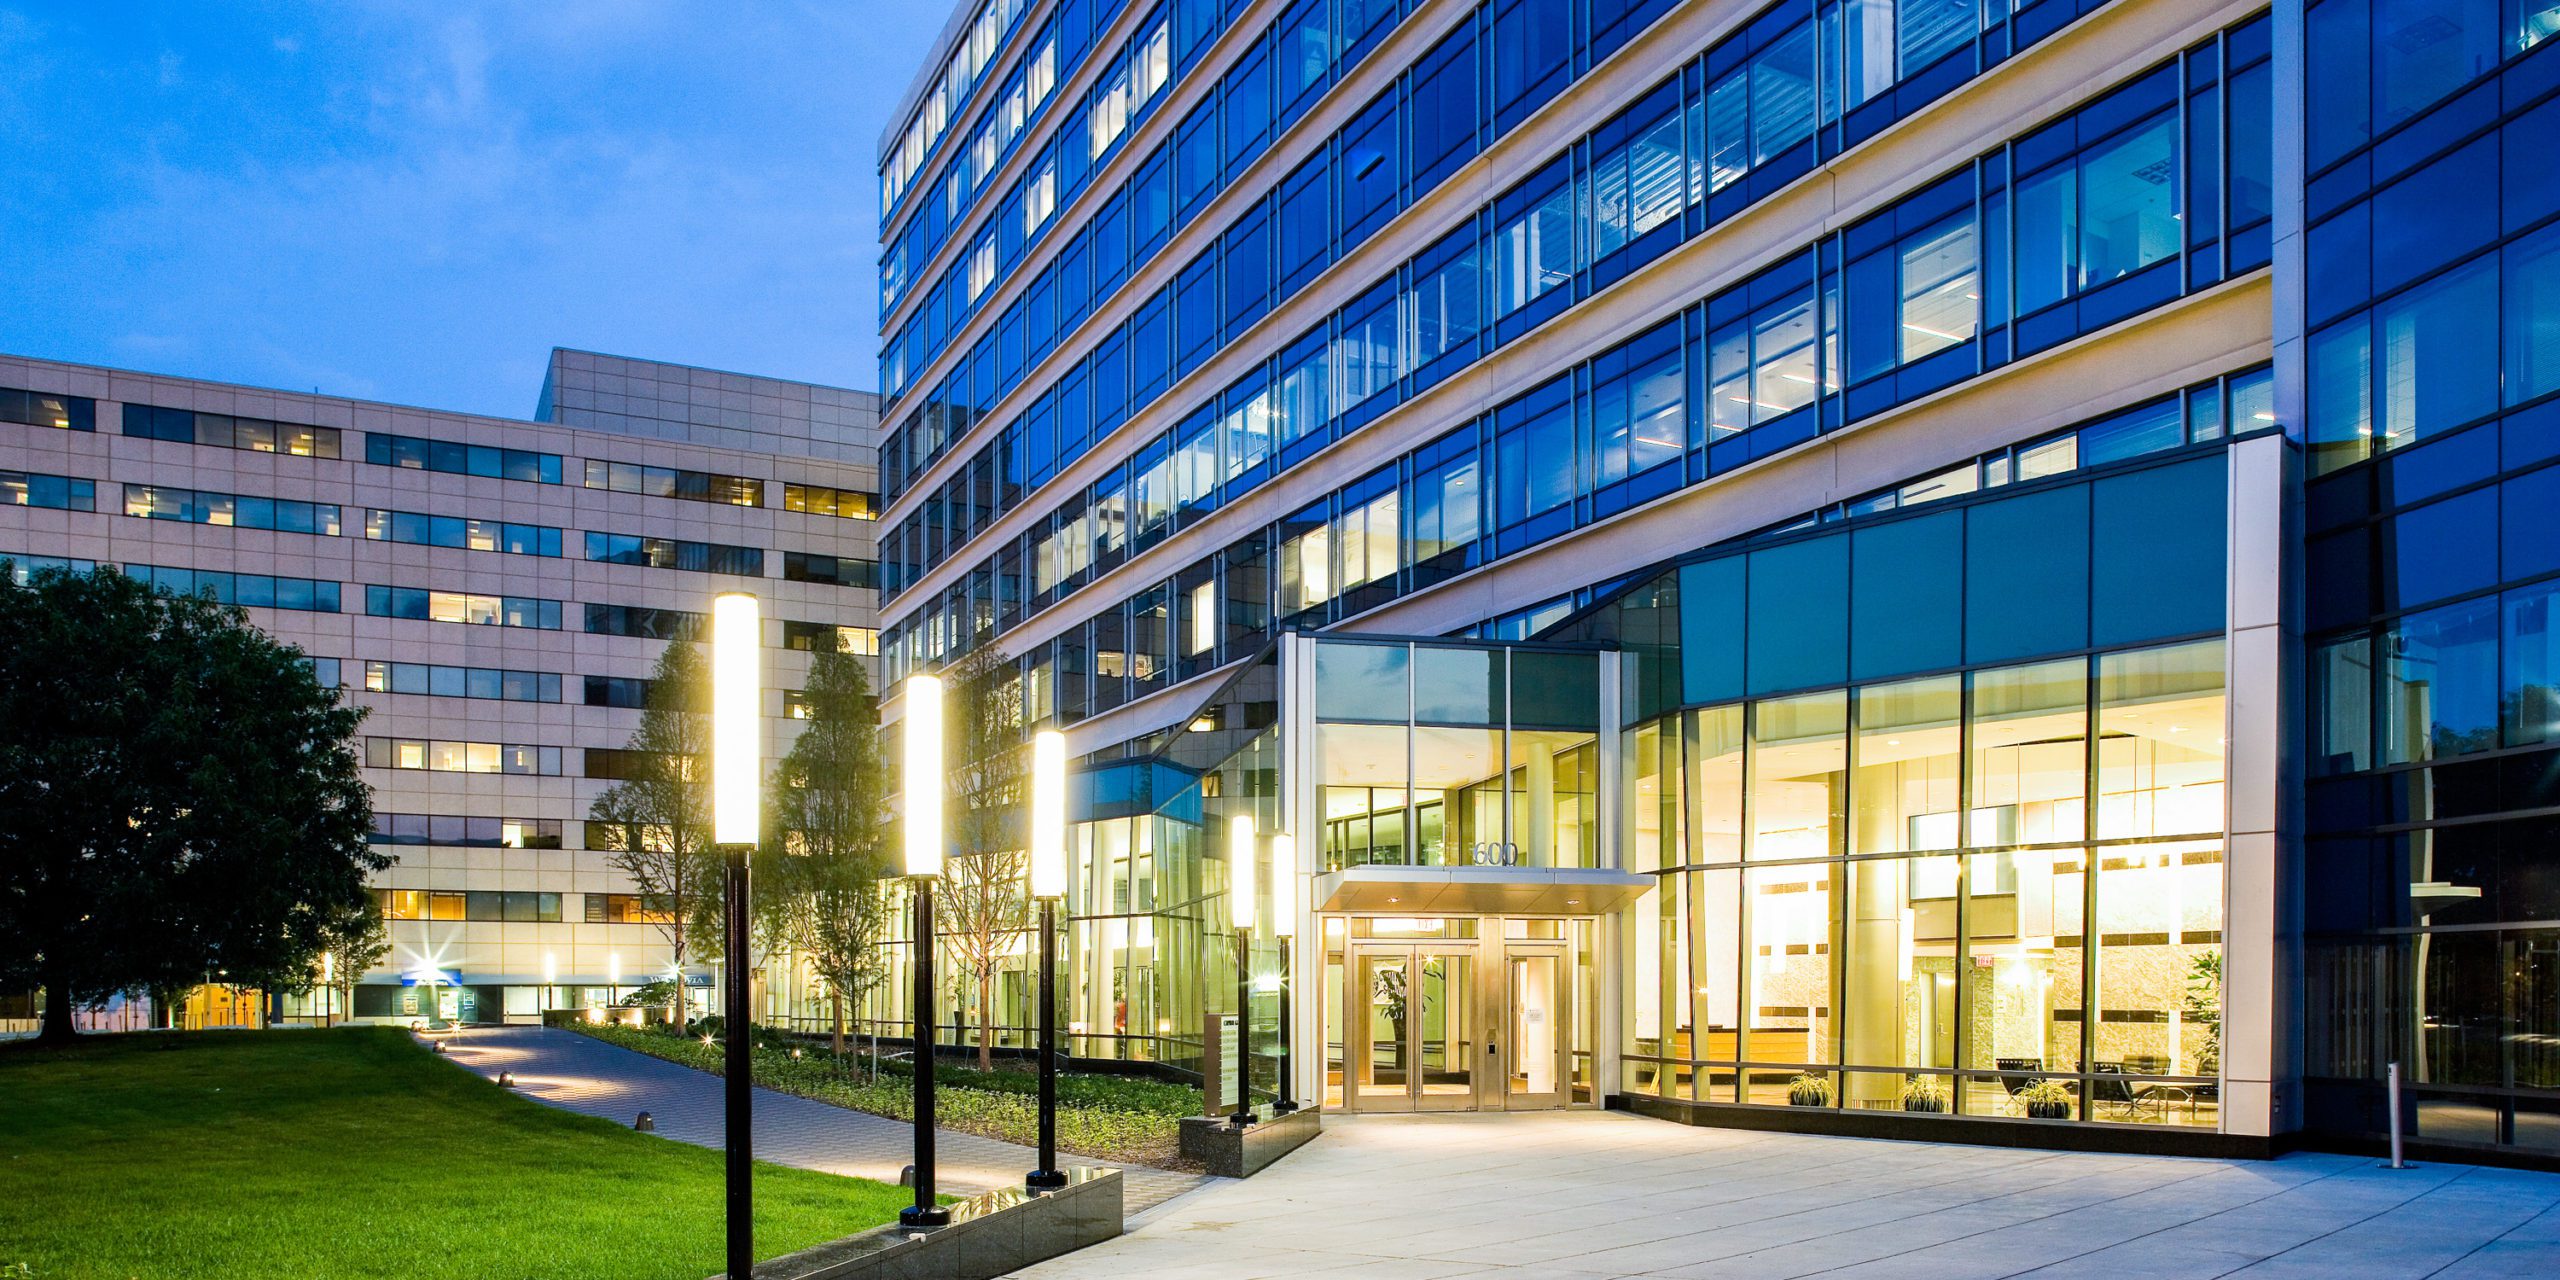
top-left (38, 968), bottom-right (76, 1045)
top-left (830, 989), bottom-right (845, 1057)
top-left (977, 970), bottom-right (994, 1072)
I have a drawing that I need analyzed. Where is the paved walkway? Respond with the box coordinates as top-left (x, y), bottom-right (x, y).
top-left (437, 1026), bottom-right (1209, 1214)
top-left (1011, 1110), bottom-right (2560, 1279)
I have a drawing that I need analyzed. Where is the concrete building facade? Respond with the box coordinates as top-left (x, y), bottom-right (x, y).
top-left (0, 349), bottom-right (882, 1027)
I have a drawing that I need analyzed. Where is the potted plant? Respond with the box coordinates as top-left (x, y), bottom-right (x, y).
top-left (1899, 1075), bottom-right (1948, 1113)
top-left (1787, 1072), bottom-right (1833, 1107)
top-left (2019, 1078), bottom-right (2074, 1120)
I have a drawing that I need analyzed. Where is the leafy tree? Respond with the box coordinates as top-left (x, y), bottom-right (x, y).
top-left (0, 564), bottom-right (382, 1043)
top-left (940, 640), bottom-right (1028, 1071)
top-left (298, 907), bottom-right (391, 1026)
top-left (587, 640), bottom-right (717, 1031)
top-left (758, 645), bottom-right (894, 1055)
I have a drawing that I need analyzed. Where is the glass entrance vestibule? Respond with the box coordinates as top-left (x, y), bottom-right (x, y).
top-left (1322, 915), bottom-right (1594, 1112)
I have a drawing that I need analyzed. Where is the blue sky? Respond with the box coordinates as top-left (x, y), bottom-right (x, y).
top-left (0, 3), bottom-right (942, 418)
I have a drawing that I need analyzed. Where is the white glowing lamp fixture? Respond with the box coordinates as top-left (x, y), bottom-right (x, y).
top-left (1270, 834), bottom-right (1297, 938)
top-left (1030, 729), bottom-right (1068, 899)
top-left (1228, 815), bottom-right (1256, 931)
top-left (711, 592), bottom-right (761, 846)
top-left (903, 674), bottom-right (946, 878)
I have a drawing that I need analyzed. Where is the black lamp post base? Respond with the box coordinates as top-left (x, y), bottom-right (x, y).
top-left (1026, 1168), bottom-right (1069, 1191)
top-left (899, 1204), bottom-right (952, 1229)
top-left (1226, 1108), bottom-right (1255, 1130)
top-left (1268, 1099), bottom-right (1298, 1115)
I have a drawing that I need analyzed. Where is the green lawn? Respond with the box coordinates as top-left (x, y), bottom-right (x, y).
top-left (0, 1028), bottom-right (908, 1280)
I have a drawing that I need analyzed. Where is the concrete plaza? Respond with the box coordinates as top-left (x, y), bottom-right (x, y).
top-left (1014, 1110), bottom-right (2560, 1279)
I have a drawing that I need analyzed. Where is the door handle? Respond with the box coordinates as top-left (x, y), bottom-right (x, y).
top-left (1487, 1042), bottom-right (1497, 1056)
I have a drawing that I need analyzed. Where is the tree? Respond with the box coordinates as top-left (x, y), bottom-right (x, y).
top-left (304, 907), bottom-right (391, 1027)
top-left (940, 641), bottom-right (1029, 1071)
top-left (588, 639), bottom-right (717, 1031)
top-left (0, 564), bottom-right (382, 1044)
top-left (759, 645), bottom-right (894, 1055)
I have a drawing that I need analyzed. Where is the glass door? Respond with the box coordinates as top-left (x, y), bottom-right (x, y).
top-left (1502, 947), bottom-right (1569, 1108)
top-left (1413, 949), bottom-right (1478, 1111)
top-left (1350, 950), bottom-right (1412, 1110)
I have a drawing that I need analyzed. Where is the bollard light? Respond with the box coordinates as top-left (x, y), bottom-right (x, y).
top-left (1027, 728), bottom-right (1069, 1191)
top-left (1228, 815), bottom-right (1256, 1129)
top-left (709, 590), bottom-right (760, 1280)
top-left (711, 592), bottom-right (761, 845)
top-left (903, 674), bottom-right (945, 879)
top-left (899, 673), bottom-right (953, 1228)
top-left (1269, 833), bottom-right (1298, 1116)
top-left (1029, 729), bottom-right (1068, 900)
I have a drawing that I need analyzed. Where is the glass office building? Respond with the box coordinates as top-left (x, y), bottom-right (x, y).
top-left (861, 0), bottom-right (2560, 1165)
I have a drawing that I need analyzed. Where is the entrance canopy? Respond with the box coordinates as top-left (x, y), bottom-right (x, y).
top-left (1315, 865), bottom-right (1653, 915)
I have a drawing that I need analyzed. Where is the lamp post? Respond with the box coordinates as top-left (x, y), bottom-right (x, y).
top-left (711, 591), bottom-right (761, 1280)
top-left (1228, 815), bottom-right (1256, 1129)
top-left (1026, 728), bottom-right (1069, 1191)
top-left (1269, 833), bottom-right (1297, 1116)
top-left (900, 673), bottom-right (953, 1229)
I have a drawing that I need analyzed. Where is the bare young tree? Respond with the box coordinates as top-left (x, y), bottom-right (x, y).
top-left (588, 639), bottom-right (716, 1031)
top-left (759, 644), bottom-right (894, 1055)
top-left (940, 640), bottom-right (1028, 1071)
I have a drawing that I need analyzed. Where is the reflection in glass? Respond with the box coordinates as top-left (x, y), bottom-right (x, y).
top-left (1851, 675), bottom-right (1962, 854)
top-left (1751, 691), bottom-right (1846, 859)
top-left (2097, 640), bottom-right (2227, 838)
top-left (1971, 658), bottom-right (2089, 844)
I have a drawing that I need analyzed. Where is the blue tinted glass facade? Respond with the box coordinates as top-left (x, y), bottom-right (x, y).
top-left (2300, 3), bottom-right (2560, 1163)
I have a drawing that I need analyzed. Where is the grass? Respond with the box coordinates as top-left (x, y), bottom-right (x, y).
top-left (0, 1028), bottom-right (910, 1280)
top-left (571, 1023), bottom-right (1199, 1169)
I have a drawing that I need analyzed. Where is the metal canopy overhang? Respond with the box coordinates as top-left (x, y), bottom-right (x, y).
top-left (1314, 866), bottom-right (1655, 916)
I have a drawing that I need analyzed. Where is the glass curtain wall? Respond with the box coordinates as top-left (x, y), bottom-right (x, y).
top-left (1314, 638), bottom-right (1604, 870)
top-left (1625, 639), bottom-right (2227, 1125)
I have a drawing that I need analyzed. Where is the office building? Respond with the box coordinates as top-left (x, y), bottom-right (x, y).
top-left (857, 0), bottom-right (2560, 1167)
top-left (0, 348), bottom-right (882, 1027)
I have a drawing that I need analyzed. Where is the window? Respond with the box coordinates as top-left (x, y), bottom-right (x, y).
top-left (584, 603), bottom-right (702, 640)
top-left (122, 403), bottom-right (340, 457)
top-left (2016, 106), bottom-right (2179, 317)
top-left (365, 661), bottom-right (560, 703)
top-left (782, 552), bottom-right (881, 589)
top-left (1406, 229), bottom-right (1484, 386)
top-left (1494, 161), bottom-right (1577, 322)
top-left (1707, 281), bottom-right (1824, 440)
top-left (1408, 429), bottom-right (1482, 585)
top-left (363, 509), bottom-right (558, 556)
top-left (125, 565), bottom-right (340, 613)
top-left (583, 460), bottom-right (762, 506)
top-left (2, 471), bottom-right (95, 512)
top-left (782, 483), bottom-right (876, 520)
top-left (1591, 87), bottom-right (1685, 266)
top-left (124, 485), bottom-right (340, 535)
top-left (585, 532), bottom-right (763, 576)
top-left (0, 387), bottom-right (96, 431)
top-left (368, 814), bottom-right (561, 848)
top-left (364, 737), bottom-right (563, 775)
top-left (366, 585), bottom-right (560, 629)
top-left (583, 675), bottom-right (652, 709)
top-left (781, 621), bottom-right (880, 654)
top-left (366, 431), bottom-right (560, 483)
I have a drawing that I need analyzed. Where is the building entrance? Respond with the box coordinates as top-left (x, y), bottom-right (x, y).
top-left (1329, 916), bottom-right (1576, 1112)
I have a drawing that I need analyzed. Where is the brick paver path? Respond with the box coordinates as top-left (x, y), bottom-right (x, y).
top-left (438, 1026), bottom-right (1209, 1215)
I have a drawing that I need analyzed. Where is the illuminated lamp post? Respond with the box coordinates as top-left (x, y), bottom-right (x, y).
top-left (1228, 816), bottom-right (1257, 1129)
top-left (899, 674), bottom-right (954, 1229)
top-left (1269, 833), bottom-right (1298, 1115)
top-left (711, 591), bottom-right (761, 1280)
top-left (1026, 729), bottom-right (1070, 1190)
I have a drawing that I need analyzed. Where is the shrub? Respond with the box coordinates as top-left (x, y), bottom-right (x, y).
top-left (1787, 1073), bottom-right (1833, 1107)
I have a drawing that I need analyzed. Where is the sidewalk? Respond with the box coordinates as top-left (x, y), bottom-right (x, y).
top-left (1016, 1110), bottom-right (2560, 1280)
top-left (438, 1025), bottom-right (1210, 1215)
